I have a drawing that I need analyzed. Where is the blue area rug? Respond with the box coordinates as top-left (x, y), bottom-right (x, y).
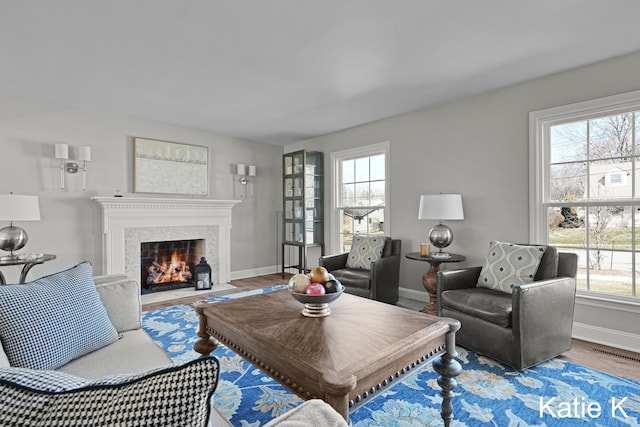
top-left (141, 286), bottom-right (640, 426)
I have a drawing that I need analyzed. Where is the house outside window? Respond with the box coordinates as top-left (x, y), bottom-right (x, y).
top-left (530, 91), bottom-right (640, 300)
top-left (330, 142), bottom-right (389, 253)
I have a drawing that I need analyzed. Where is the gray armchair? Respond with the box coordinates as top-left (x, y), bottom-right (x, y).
top-left (437, 245), bottom-right (578, 370)
top-left (319, 238), bottom-right (401, 304)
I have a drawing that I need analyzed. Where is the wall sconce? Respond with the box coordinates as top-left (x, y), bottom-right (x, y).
top-left (54, 143), bottom-right (92, 191)
top-left (235, 163), bottom-right (256, 198)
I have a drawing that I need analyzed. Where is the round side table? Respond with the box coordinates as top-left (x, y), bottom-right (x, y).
top-left (0, 254), bottom-right (57, 285)
top-left (406, 252), bottom-right (465, 315)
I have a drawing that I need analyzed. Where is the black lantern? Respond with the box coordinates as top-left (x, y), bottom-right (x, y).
top-left (194, 256), bottom-right (212, 290)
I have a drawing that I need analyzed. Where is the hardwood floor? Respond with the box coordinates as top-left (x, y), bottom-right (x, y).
top-left (143, 273), bottom-right (640, 382)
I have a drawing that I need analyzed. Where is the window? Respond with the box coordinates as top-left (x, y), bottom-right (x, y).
top-left (330, 142), bottom-right (389, 253)
top-left (530, 90), bottom-right (640, 299)
top-left (607, 172), bottom-right (624, 186)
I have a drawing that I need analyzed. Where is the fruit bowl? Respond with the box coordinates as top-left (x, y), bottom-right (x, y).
top-left (290, 284), bottom-right (344, 317)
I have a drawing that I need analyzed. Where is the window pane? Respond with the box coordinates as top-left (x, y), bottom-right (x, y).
top-left (550, 121), bottom-right (587, 163)
top-left (549, 205), bottom-right (636, 296)
top-left (355, 157), bottom-right (369, 182)
top-left (341, 183), bottom-right (355, 206)
top-left (370, 180), bottom-right (385, 202)
top-left (370, 154), bottom-right (385, 180)
top-left (342, 159), bottom-right (355, 184)
top-left (588, 160), bottom-right (632, 199)
top-left (550, 163), bottom-right (586, 202)
top-left (340, 207), bottom-right (385, 251)
top-left (636, 112), bottom-right (640, 156)
top-left (589, 114), bottom-right (633, 161)
top-left (355, 182), bottom-right (370, 205)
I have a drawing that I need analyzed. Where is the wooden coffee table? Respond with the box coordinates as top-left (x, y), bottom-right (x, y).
top-left (194, 290), bottom-right (462, 426)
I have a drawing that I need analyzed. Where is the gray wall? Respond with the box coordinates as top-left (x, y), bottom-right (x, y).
top-left (287, 51), bottom-right (640, 351)
top-left (2, 49), bottom-right (639, 351)
top-left (0, 97), bottom-right (283, 283)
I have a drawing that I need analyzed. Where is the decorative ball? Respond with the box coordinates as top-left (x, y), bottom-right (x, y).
top-left (305, 283), bottom-right (326, 295)
top-left (309, 266), bottom-right (330, 284)
top-left (288, 274), bottom-right (311, 293)
top-left (323, 279), bottom-right (342, 294)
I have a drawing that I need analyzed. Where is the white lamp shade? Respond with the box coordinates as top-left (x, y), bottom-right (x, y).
top-left (237, 164), bottom-right (246, 175)
top-left (0, 194), bottom-right (41, 221)
top-left (79, 146), bottom-right (92, 161)
top-left (248, 165), bottom-right (256, 176)
top-left (55, 143), bottom-right (69, 160)
top-left (418, 194), bottom-right (464, 220)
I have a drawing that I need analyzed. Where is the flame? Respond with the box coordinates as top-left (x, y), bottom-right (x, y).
top-left (151, 250), bottom-right (189, 283)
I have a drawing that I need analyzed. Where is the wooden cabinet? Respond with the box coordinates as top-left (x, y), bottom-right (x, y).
top-left (282, 150), bottom-right (324, 276)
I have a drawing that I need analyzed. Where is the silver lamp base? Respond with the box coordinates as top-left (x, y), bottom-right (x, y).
top-left (0, 224), bottom-right (29, 258)
top-left (428, 223), bottom-right (453, 258)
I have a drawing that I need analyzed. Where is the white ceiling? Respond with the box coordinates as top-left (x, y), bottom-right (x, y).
top-left (2, 1), bottom-right (640, 145)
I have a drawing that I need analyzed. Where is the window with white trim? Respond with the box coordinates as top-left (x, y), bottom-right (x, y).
top-left (530, 91), bottom-right (640, 299)
top-left (330, 142), bottom-right (389, 253)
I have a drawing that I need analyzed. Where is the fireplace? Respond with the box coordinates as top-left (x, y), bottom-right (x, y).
top-left (140, 239), bottom-right (205, 293)
top-left (92, 197), bottom-right (240, 287)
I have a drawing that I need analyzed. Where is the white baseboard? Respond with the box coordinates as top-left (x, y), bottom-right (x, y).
top-left (230, 265), bottom-right (282, 281)
top-left (572, 322), bottom-right (640, 353)
top-left (399, 287), bottom-right (429, 302)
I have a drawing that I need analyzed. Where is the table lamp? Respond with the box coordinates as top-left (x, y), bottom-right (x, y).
top-left (0, 194), bottom-right (41, 260)
top-left (418, 194), bottom-right (464, 258)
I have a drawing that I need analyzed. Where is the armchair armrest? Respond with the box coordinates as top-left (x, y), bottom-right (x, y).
top-left (319, 253), bottom-right (349, 272)
top-left (512, 276), bottom-right (577, 365)
top-left (370, 254), bottom-right (401, 303)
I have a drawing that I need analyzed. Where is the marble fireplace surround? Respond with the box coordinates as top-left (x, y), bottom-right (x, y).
top-left (92, 197), bottom-right (240, 286)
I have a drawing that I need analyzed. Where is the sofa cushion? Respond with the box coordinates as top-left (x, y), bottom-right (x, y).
top-left (58, 329), bottom-right (173, 379)
top-left (477, 241), bottom-right (546, 293)
top-left (0, 357), bottom-right (219, 427)
top-left (346, 235), bottom-right (388, 269)
top-left (0, 262), bottom-right (119, 370)
top-left (441, 288), bottom-right (513, 328)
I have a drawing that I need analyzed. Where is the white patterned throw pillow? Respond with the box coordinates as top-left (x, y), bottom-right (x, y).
top-left (346, 235), bottom-right (388, 269)
top-left (0, 357), bottom-right (219, 427)
top-left (0, 262), bottom-right (119, 370)
top-left (477, 241), bottom-right (546, 293)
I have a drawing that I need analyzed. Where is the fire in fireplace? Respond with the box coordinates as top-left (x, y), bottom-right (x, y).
top-left (140, 239), bottom-right (204, 293)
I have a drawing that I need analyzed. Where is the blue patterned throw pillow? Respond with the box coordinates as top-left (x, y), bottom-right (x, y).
top-left (477, 241), bottom-right (546, 293)
top-left (0, 357), bottom-right (219, 427)
top-left (346, 235), bottom-right (388, 269)
top-left (0, 262), bottom-right (119, 370)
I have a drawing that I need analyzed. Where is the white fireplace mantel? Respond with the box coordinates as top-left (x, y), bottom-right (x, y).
top-left (92, 197), bottom-right (241, 284)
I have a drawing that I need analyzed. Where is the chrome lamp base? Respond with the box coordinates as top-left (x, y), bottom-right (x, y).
top-left (428, 223), bottom-right (454, 258)
top-left (0, 223), bottom-right (29, 260)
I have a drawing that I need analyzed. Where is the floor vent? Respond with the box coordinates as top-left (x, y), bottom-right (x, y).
top-left (592, 347), bottom-right (640, 363)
